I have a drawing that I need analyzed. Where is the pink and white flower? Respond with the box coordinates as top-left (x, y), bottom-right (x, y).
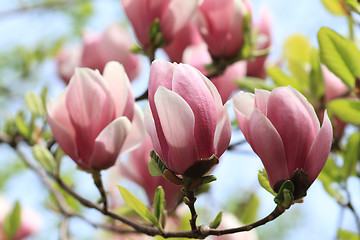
top-left (146, 59), bottom-right (231, 175)
top-left (231, 86), bottom-right (333, 189)
top-left (48, 62), bottom-right (145, 170)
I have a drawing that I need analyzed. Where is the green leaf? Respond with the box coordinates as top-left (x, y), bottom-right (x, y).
top-left (321, 0), bottom-right (347, 15)
top-left (318, 27), bottom-right (360, 87)
top-left (338, 229), bottom-right (360, 240)
top-left (342, 132), bottom-right (360, 178)
top-left (327, 98), bottom-right (360, 124)
top-left (118, 186), bottom-right (162, 230)
top-left (309, 48), bottom-right (325, 99)
top-left (2, 201), bottom-right (21, 239)
top-left (283, 34), bottom-right (311, 63)
top-left (267, 66), bottom-right (301, 90)
top-left (32, 145), bottom-right (56, 172)
top-left (345, 0), bottom-right (360, 14)
top-left (200, 175), bottom-right (217, 186)
top-left (210, 211), bottom-right (223, 229)
top-left (153, 186), bottom-right (165, 222)
top-left (237, 193), bottom-right (260, 224)
top-left (148, 158), bottom-right (163, 176)
top-left (235, 77), bottom-right (275, 92)
top-left (25, 92), bottom-right (44, 117)
top-left (149, 150), bottom-right (168, 176)
top-left (258, 169), bottom-right (276, 196)
top-left (14, 111), bottom-right (30, 139)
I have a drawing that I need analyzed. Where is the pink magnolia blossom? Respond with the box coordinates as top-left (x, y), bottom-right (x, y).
top-left (322, 65), bottom-right (348, 102)
top-left (0, 198), bottom-right (42, 240)
top-left (119, 134), bottom-right (182, 210)
top-left (183, 43), bottom-right (246, 103)
top-left (120, 0), bottom-right (198, 47)
top-left (196, 0), bottom-right (251, 58)
top-left (163, 22), bottom-right (203, 63)
top-left (231, 86), bottom-right (333, 190)
top-left (246, 7), bottom-right (272, 79)
top-left (146, 59), bottom-right (231, 175)
top-left (47, 62), bottom-right (145, 170)
top-left (57, 23), bottom-right (140, 84)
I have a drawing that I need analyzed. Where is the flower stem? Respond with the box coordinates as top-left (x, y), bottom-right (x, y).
top-left (92, 170), bottom-right (108, 212)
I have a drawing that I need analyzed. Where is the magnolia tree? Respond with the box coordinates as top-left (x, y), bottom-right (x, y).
top-left (0, 0), bottom-right (359, 239)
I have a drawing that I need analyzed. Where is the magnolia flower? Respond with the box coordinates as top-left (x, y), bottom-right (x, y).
top-left (146, 59), bottom-right (231, 175)
top-left (0, 198), bottom-right (42, 240)
top-left (196, 0), bottom-right (251, 58)
top-left (183, 43), bottom-right (246, 103)
top-left (120, 0), bottom-right (197, 47)
top-left (57, 23), bottom-right (140, 84)
top-left (163, 22), bottom-right (203, 63)
top-left (246, 7), bottom-right (272, 79)
top-left (232, 86), bottom-right (333, 196)
top-left (47, 62), bottom-right (145, 170)
top-left (322, 65), bottom-right (348, 102)
top-left (119, 134), bottom-right (182, 210)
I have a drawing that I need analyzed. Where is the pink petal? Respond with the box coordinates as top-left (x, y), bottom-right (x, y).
top-left (266, 86), bottom-right (320, 174)
top-left (47, 91), bottom-right (78, 163)
top-left (172, 64), bottom-right (217, 158)
top-left (102, 61), bottom-right (134, 120)
top-left (211, 61), bottom-right (247, 103)
top-left (100, 23), bottom-right (140, 81)
top-left (148, 60), bottom-right (176, 160)
top-left (304, 111), bottom-right (333, 183)
top-left (161, 0), bottom-right (198, 43)
top-left (121, 0), bottom-right (151, 46)
top-left (254, 89), bottom-right (270, 115)
top-left (247, 109), bottom-right (288, 187)
top-left (66, 68), bottom-right (115, 161)
top-left (88, 117), bottom-right (131, 170)
top-left (214, 102), bottom-right (232, 158)
top-left (182, 43), bottom-right (212, 75)
top-left (144, 105), bottom-right (164, 159)
top-left (231, 91), bottom-right (255, 139)
top-left (121, 104), bottom-right (146, 153)
top-left (154, 87), bottom-right (198, 174)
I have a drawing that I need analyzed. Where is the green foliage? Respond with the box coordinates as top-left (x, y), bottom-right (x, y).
top-left (258, 169), bottom-right (276, 196)
top-left (25, 91), bottom-right (45, 117)
top-left (14, 111), bottom-right (31, 139)
top-left (2, 201), bottom-right (21, 239)
top-left (235, 77), bottom-right (275, 92)
top-left (344, 0), bottom-right (360, 13)
top-left (32, 145), bottom-right (56, 173)
top-left (118, 186), bottom-right (162, 230)
top-left (343, 132), bottom-right (360, 178)
top-left (267, 66), bottom-right (300, 90)
top-left (236, 193), bottom-right (260, 224)
top-left (149, 150), bottom-right (168, 176)
top-left (327, 98), bottom-right (360, 124)
top-left (318, 27), bottom-right (360, 87)
top-left (209, 211), bottom-right (223, 229)
top-left (153, 186), bottom-right (165, 223)
top-left (274, 180), bottom-right (294, 209)
top-left (338, 229), bottom-right (360, 239)
top-left (309, 48), bottom-right (325, 99)
top-left (321, 0), bottom-right (348, 15)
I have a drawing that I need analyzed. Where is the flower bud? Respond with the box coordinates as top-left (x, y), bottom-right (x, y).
top-left (47, 62), bottom-right (145, 170)
top-left (231, 86), bottom-right (333, 192)
top-left (120, 0), bottom-right (197, 47)
top-left (146, 59), bottom-right (231, 176)
top-left (196, 0), bottom-right (252, 58)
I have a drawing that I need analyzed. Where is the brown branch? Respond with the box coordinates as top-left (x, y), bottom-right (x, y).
top-left (11, 139), bottom-right (286, 238)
